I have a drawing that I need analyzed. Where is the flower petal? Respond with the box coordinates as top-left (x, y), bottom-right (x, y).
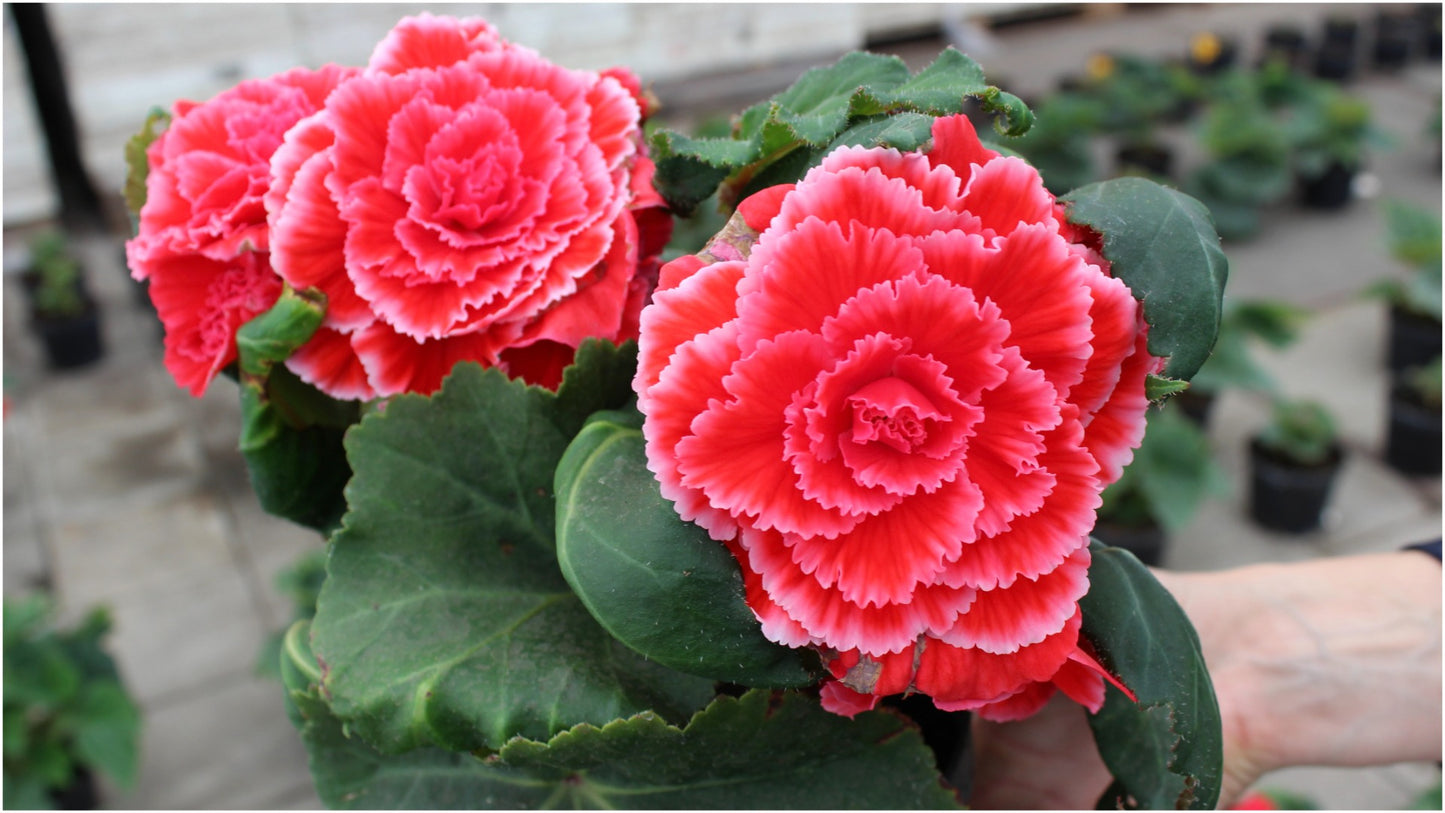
top-left (677, 331), bottom-right (862, 539)
top-left (743, 525), bottom-right (975, 656)
top-left (1081, 325), bottom-right (1160, 485)
top-left (787, 478), bottom-right (983, 607)
top-left (636, 260), bottom-right (747, 405)
top-left (287, 326), bottom-right (376, 401)
top-left (642, 322), bottom-right (744, 541)
top-left (736, 218), bottom-right (926, 355)
top-left (959, 155), bottom-right (1060, 238)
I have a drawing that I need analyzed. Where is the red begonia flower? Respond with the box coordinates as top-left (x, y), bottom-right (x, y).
top-left (268, 13), bottom-right (670, 398)
top-left (126, 64), bottom-right (359, 395)
top-left (636, 114), bottom-right (1160, 720)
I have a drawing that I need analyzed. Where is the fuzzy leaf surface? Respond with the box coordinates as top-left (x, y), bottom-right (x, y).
top-left (651, 47), bottom-right (1031, 216)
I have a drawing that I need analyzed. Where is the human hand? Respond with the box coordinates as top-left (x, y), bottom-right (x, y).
top-left (969, 552), bottom-right (1441, 809)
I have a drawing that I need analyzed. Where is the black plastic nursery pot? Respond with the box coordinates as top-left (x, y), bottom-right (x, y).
top-left (50, 766), bottom-right (99, 810)
top-left (1313, 40), bottom-right (1358, 82)
top-left (1260, 25), bottom-right (1309, 70)
top-left (1248, 439), bottom-right (1344, 534)
top-left (1322, 16), bottom-right (1360, 49)
top-left (1420, 5), bottom-right (1443, 60)
top-left (1372, 11), bottom-right (1415, 70)
top-left (1386, 379), bottom-right (1442, 476)
top-left (1090, 520), bottom-right (1167, 567)
top-left (1114, 143), bottom-right (1174, 180)
top-left (32, 306), bottom-right (104, 370)
top-left (1387, 304), bottom-right (1443, 375)
top-left (1297, 161), bottom-right (1356, 210)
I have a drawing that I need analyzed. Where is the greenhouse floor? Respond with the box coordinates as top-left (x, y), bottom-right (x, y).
top-left (4, 3), bottom-right (1441, 809)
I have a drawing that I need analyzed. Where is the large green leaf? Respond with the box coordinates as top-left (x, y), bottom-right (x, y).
top-left (1081, 541), bottom-right (1222, 810)
top-left (236, 286), bottom-right (358, 533)
top-left (1060, 178), bottom-right (1229, 385)
top-left (555, 415), bottom-right (821, 687)
top-left (651, 47), bottom-right (1031, 216)
top-left (69, 682), bottom-right (141, 789)
top-left (310, 356), bottom-right (715, 755)
top-left (292, 683), bottom-right (961, 810)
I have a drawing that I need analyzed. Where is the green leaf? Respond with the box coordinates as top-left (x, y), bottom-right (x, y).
top-left (1145, 375), bottom-right (1190, 402)
top-left (774, 51), bottom-right (910, 122)
top-left (123, 107), bottom-right (170, 223)
top-left (4, 708), bottom-right (28, 760)
top-left (310, 361), bottom-right (715, 755)
top-left (4, 639), bottom-right (82, 709)
top-left (70, 682), bottom-right (142, 789)
top-left (28, 738), bottom-right (73, 787)
top-left (3, 769), bottom-right (55, 810)
top-left (296, 687), bottom-right (503, 810)
top-left (552, 340), bottom-right (644, 436)
top-left (829, 112), bottom-right (936, 153)
top-left (1061, 178), bottom-right (1229, 382)
top-left (1409, 779), bottom-right (1443, 810)
top-left (1081, 541), bottom-right (1222, 810)
top-left (555, 416), bottom-right (821, 687)
top-left (235, 287), bottom-right (357, 533)
top-left (652, 48), bottom-right (1030, 217)
top-left (647, 130), bottom-right (755, 218)
top-left (298, 688), bottom-right (961, 809)
top-left (1133, 407), bottom-right (1227, 532)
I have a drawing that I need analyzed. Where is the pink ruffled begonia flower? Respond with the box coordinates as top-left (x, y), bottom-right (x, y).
top-left (267, 13), bottom-right (670, 398)
top-left (636, 115), bottom-right (1159, 720)
top-left (126, 64), bottom-right (359, 396)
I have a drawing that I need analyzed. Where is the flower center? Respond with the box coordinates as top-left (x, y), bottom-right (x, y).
top-left (428, 153), bottom-right (516, 232)
top-left (848, 376), bottom-right (947, 454)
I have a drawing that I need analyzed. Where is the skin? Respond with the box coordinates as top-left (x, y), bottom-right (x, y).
top-left (969, 551), bottom-right (1443, 809)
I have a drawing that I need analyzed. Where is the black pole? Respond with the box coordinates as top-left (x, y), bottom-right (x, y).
top-left (8, 3), bottom-right (107, 231)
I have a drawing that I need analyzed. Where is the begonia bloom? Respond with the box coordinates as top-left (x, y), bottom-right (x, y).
top-left (127, 64), bottom-right (359, 395)
top-left (636, 114), bottom-right (1158, 719)
top-left (267, 13), bottom-right (669, 398)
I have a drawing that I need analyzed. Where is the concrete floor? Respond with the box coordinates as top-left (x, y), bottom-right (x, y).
top-left (3, 4), bottom-right (1441, 809)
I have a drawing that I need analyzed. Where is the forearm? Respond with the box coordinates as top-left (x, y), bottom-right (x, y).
top-left (1158, 552), bottom-right (1442, 785)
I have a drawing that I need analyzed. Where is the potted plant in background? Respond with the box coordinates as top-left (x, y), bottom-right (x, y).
top-left (1186, 30), bottom-right (1239, 76)
top-left (1092, 405), bottom-right (1229, 566)
top-left (1185, 70), bottom-right (1295, 242)
top-left (1181, 298), bottom-right (1310, 427)
top-left (1248, 397), bottom-right (1345, 534)
top-left (23, 230), bottom-right (103, 370)
top-left (1385, 356), bottom-right (1441, 477)
top-left (1367, 200), bottom-right (1442, 374)
top-left (3, 595), bottom-right (142, 809)
top-left (1084, 53), bottom-right (1190, 179)
top-left (1285, 81), bottom-right (1381, 209)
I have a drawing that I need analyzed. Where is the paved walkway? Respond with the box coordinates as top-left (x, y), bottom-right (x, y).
top-left (4, 4), bottom-right (1441, 809)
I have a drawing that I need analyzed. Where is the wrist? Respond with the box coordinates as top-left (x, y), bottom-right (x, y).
top-left (1159, 554), bottom-right (1442, 788)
